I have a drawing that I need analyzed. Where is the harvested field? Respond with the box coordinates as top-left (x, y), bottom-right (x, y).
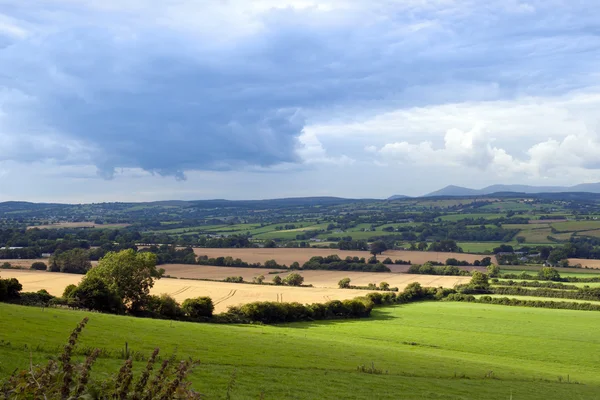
top-left (186, 248), bottom-right (489, 265)
top-left (0, 259), bottom-right (48, 268)
top-left (567, 258), bottom-right (600, 269)
top-left (161, 264), bottom-right (471, 289)
top-left (0, 269), bottom-right (468, 313)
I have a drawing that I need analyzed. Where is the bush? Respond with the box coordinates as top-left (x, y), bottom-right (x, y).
top-left (272, 275), bottom-right (283, 285)
top-left (30, 261), bottom-right (47, 271)
top-left (147, 294), bottom-right (183, 319)
top-left (338, 277), bottom-right (351, 288)
top-left (182, 297), bottom-right (214, 318)
top-left (283, 273), bottom-right (304, 286)
top-left (63, 284), bottom-right (78, 298)
top-left (223, 276), bottom-right (244, 283)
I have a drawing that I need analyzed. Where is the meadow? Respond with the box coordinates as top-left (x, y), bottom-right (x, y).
top-left (1, 302), bottom-right (599, 399)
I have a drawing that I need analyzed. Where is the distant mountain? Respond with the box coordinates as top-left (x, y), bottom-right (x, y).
top-left (387, 194), bottom-right (411, 200)
top-left (424, 183), bottom-right (600, 197)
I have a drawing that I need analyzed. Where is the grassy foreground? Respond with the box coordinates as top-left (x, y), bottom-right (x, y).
top-left (1, 302), bottom-right (600, 399)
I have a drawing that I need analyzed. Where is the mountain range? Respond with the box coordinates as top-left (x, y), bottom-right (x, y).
top-left (388, 182), bottom-right (600, 199)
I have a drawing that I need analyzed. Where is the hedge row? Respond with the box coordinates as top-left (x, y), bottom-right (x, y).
top-left (446, 293), bottom-right (600, 312)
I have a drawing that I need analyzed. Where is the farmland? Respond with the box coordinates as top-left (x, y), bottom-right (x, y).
top-left (1, 302), bottom-right (600, 399)
top-left (188, 248), bottom-right (487, 265)
top-left (0, 269), bottom-right (469, 312)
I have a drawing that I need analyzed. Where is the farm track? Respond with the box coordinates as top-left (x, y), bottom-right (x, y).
top-left (214, 289), bottom-right (237, 306)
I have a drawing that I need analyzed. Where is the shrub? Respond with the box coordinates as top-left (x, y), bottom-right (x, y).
top-left (148, 294), bottom-right (183, 319)
top-left (272, 275), bottom-right (283, 285)
top-left (223, 276), bottom-right (244, 283)
top-left (283, 273), bottom-right (304, 286)
top-left (253, 275), bottom-right (265, 284)
top-left (338, 277), bottom-right (351, 288)
top-left (182, 297), bottom-right (214, 319)
top-left (63, 284), bottom-right (78, 298)
top-left (30, 261), bottom-right (47, 271)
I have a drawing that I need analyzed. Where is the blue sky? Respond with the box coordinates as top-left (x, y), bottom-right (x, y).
top-left (1, 0), bottom-right (600, 202)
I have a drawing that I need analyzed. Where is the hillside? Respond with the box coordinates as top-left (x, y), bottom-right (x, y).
top-left (1, 302), bottom-right (598, 399)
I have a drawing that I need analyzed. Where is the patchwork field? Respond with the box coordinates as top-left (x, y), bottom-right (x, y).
top-left (0, 269), bottom-right (469, 312)
top-left (1, 302), bottom-right (599, 399)
top-left (188, 248), bottom-right (488, 265)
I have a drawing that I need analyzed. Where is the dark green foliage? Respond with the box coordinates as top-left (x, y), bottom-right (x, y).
top-left (0, 277), bottom-right (21, 301)
top-left (49, 248), bottom-right (92, 274)
top-left (370, 240), bottom-right (388, 256)
top-left (71, 277), bottom-right (125, 313)
top-left (408, 262), bottom-right (470, 276)
top-left (30, 261), bottom-right (47, 270)
top-left (63, 284), bottom-right (78, 298)
top-left (182, 297), bottom-right (214, 318)
top-left (302, 255), bottom-right (390, 272)
top-left (228, 296), bottom-right (374, 324)
top-left (338, 277), bottom-right (351, 288)
top-left (538, 267), bottom-right (561, 281)
top-left (147, 294), bottom-right (183, 319)
top-left (283, 273), bottom-right (304, 286)
top-left (223, 276), bottom-right (244, 283)
top-left (0, 318), bottom-right (201, 399)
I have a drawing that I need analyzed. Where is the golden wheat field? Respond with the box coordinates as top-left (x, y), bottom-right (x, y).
top-left (0, 259), bottom-right (49, 268)
top-left (567, 258), bottom-right (600, 269)
top-left (187, 248), bottom-right (487, 265)
top-left (161, 264), bottom-right (470, 289)
top-left (0, 268), bottom-right (468, 312)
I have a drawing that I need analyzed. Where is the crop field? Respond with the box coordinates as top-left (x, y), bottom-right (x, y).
top-left (568, 258), bottom-right (600, 269)
top-left (551, 220), bottom-right (600, 231)
top-left (161, 264), bottom-right (471, 289)
top-left (188, 248), bottom-right (488, 265)
top-left (0, 258), bottom-right (48, 268)
top-left (0, 269), bottom-right (468, 313)
top-left (1, 302), bottom-right (600, 399)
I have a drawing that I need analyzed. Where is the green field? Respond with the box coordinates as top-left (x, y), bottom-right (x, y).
top-left (1, 302), bottom-right (600, 399)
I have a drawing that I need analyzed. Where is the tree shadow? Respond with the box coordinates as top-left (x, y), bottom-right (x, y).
top-left (274, 305), bottom-right (402, 329)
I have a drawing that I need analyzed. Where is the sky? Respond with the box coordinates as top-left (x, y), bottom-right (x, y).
top-left (1, 0), bottom-right (600, 202)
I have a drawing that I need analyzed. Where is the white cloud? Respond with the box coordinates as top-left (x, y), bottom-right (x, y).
top-left (297, 131), bottom-right (354, 165)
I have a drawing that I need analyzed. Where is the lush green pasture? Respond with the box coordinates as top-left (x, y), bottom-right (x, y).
top-left (1, 302), bottom-right (600, 399)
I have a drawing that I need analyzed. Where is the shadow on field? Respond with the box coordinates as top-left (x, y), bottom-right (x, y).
top-left (277, 305), bottom-right (401, 329)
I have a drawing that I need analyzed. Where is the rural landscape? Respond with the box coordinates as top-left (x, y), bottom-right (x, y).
top-left (2, 1), bottom-right (600, 399)
top-left (3, 193), bottom-right (600, 398)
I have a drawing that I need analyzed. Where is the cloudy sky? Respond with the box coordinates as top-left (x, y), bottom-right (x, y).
top-left (1, 0), bottom-right (600, 202)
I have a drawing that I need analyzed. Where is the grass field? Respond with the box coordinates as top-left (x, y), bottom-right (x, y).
top-left (1, 302), bottom-right (599, 399)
